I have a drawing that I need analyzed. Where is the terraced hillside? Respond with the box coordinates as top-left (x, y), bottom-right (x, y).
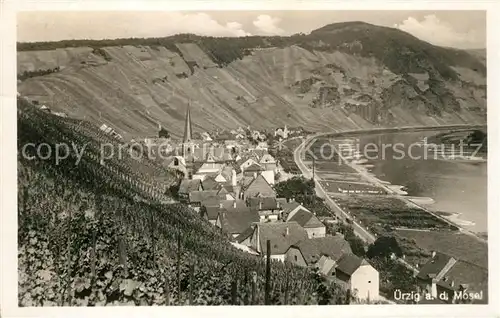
top-left (17, 22), bottom-right (486, 140)
top-left (17, 99), bottom-right (347, 306)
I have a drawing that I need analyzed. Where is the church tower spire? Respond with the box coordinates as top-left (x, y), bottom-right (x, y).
top-left (182, 100), bottom-right (194, 159)
top-left (183, 100), bottom-right (193, 143)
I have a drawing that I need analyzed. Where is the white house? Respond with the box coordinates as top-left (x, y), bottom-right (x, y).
top-left (335, 254), bottom-right (379, 301)
top-left (239, 157), bottom-right (260, 174)
top-left (200, 132), bottom-right (212, 141)
top-left (256, 141), bottom-right (269, 150)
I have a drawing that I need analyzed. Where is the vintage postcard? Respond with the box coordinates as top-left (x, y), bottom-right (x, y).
top-left (1, 1), bottom-right (498, 317)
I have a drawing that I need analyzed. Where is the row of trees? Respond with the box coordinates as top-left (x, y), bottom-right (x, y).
top-left (18, 66), bottom-right (60, 81)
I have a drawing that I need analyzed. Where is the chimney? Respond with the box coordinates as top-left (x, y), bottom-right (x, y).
top-left (219, 202), bottom-right (223, 209)
top-left (285, 227), bottom-right (289, 236)
top-left (277, 201), bottom-right (281, 209)
top-left (431, 277), bottom-right (438, 298)
top-left (259, 201), bottom-right (263, 210)
top-left (231, 169), bottom-right (237, 186)
top-left (451, 280), bottom-right (455, 287)
top-left (254, 172), bottom-right (257, 178)
top-left (431, 250), bottom-right (436, 258)
top-left (233, 200), bottom-right (237, 209)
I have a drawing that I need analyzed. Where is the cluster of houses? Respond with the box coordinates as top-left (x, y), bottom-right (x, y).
top-left (414, 251), bottom-right (487, 304)
top-left (168, 102), bottom-right (380, 301)
top-left (99, 123), bottom-right (124, 141)
top-left (19, 94), bottom-right (69, 118)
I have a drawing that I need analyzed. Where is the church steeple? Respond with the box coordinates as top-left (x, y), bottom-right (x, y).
top-left (183, 100), bottom-right (193, 143)
top-left (182, 100), bottom-right (194, 159)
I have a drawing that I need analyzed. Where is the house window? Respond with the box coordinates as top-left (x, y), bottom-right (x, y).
top-left (294, 255), bottom-right (297, 261)
top-left (174, 158), bottom-right (179, 166)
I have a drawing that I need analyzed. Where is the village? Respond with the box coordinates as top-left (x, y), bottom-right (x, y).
top-left (114, 102), bottom-right (381, 301)
top-left (27, 97), bottom-right (487, 304)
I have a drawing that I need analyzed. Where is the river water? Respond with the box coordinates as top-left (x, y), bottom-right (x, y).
top-left (332, 130), bottom-right (488, 233)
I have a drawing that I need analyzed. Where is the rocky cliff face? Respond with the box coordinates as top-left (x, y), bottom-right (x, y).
top-left (17, 22), bottom-right (486, 139)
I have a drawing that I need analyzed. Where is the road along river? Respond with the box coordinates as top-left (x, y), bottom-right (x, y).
top-left (294, 124), bottom-right (487, 244)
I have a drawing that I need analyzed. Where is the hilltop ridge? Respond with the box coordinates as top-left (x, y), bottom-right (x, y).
top-left (17, 21), bottom-right (486, 140)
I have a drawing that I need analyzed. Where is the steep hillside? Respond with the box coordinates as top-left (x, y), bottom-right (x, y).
top-left (17, 22), bottom-right (487, 139)
top-left (17, 99), bottom-right (346, 306)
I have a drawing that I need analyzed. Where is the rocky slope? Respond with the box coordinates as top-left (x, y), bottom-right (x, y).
top-left (17, 22), bottom-right (487, 140)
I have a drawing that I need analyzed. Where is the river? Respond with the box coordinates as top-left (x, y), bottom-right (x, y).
top-left (331, 130), bottom-right (488, 233)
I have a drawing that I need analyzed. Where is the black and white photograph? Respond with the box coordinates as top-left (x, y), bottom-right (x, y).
top-left (1, 2), bottom-right (498, 317)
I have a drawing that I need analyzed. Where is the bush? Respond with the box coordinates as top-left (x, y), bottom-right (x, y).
top-left (366, 236), bottom-right (403, 259)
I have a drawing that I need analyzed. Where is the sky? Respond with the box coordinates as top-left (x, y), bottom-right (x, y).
top-left (17, 10), bottom-right (486, 49)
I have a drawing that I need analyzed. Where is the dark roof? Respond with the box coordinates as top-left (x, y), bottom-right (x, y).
top-left (200, 196), bottom-right (221, 208)
top-left (435, 260), bottom-right (488, 303)
top-left (247, 197), bottom-right (282, 211)
top-left (219, 209), bottom-right (260, 235)
top-left (179, 179), bottom-right (202, 194)
top-left (239, 176), bottom-right (255, 188)
top-left (235, 226), bottom-right (255, 243)
top-left (242, 174), bottom-right (276, 198)
top-left (191, 161), bottom-right (204, 173)
top-left (189, 190), bottom-right (223, 203)
top-left (257, 222), bottom-right (308, 255)
top-left (202, 176), bottom-right (221, 191)
top-left (417, 252), bottom-right (455, 281)
top-left (218, 187), bottom-right (229, 196)
top-left (203, 199), bottom-right (246, 210)
top-left (202, 206), bottom-right (222, 221)
top-left (245, 163), bottom-right (264, 172)
top-left (223, 184), bottom-right (235, 193)
top-left (335, 253), bottom-right (369, 276)
top-left (288, 209), bottom-right (324, 228)
top-left (290, 235), bottom-right (352, 265)
top-left (232, 162), bottom-right (242, 174)
top-left (281, 201), bottom-right (302, 218)
top-left (221, 200), bottom-right (248, 212)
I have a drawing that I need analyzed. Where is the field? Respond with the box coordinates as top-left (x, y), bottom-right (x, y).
top-left (396, 229), bottom-right (488, 269)
top-left (320, 181), bottom-right (386, 194)
top-left (314, 162), bottom-right (358, 174)
top-left (269, 138), bottom-right (303, 174)
top-left (330, 195), bottom-right (487, 267)
top-left (332, 196), bottom-right (457, 234)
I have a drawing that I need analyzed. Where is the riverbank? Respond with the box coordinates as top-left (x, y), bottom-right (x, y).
top-left (295, 124), bottom-right (487, 268)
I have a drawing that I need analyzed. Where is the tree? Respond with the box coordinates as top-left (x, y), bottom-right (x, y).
top-left (274, 176), bottom-right (315, 199)
top-left (366, 236), bottom-right (403, 259)
top-left (338, 223), bottom-right (366, 257)
top-left (159, 128), bottom-right (170, 139)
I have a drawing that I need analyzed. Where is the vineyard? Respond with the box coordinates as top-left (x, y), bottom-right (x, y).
top-left (331, 196), bottom-right (461, 266)
top-left (332, 196), bottom-right (457, 233)
top-left (17, 100), bottom-right (350, 306)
